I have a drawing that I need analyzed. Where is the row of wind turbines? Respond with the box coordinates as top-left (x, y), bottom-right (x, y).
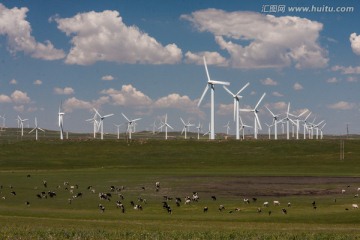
top-left (12, 56), bottom-right (325, 141)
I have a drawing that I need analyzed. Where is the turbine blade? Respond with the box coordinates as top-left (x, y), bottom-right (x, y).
top-left (103, 113), bottom-right (114, 118)
top-left (255, 113), bottom-right (262, 130)
top-left (223, 86), bottom-right (235, 96)
top-left (198, 84), bottom-right (209, 106)
top-left (298, 109), bottom-right (308, 118)
top-left (233, 99), bottom-right (236, 121)
top-left (236, 82), bottom-right (250, 96)
top-left (93, 108), bottom-right (101, 118)
top-left (121, 113), bottom-right (130, 122)
top-left (254, 93), bottom-right (266, 110)
top-left (208, 80), bottom-right (230, 86)
top-left (180, 118), bottom-right (186, 125)
top-left (203, 56), bottom-right (211, 82)
top-left (265, 106), bottom-right (275, 117)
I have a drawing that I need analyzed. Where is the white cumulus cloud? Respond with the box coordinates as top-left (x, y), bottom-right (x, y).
top-left (293, 82), bottom-right (303, 90)
top-left (33, 80), bottom-right (43, 85)
top-left (101, 84), bottom-right (152, 107)
top-left (55, 10), bottom-right (182, 65)
top-left (332, 65), bottom-right (360, 74)
top-left (101, 75), bottom-right (114, 81)
top-left (181, 9), bottom-right (328, 69)
top-left (261, 78), bottom-right (278, 86)
top-left (0, 3), bottom-right (65, 60)
top-left (328, 101), bottom-right (355, 110)
top-left (350, 33), bottom-right (360, 55)
top-left (54, 87), bottom-right (75, 95)
top-left (11, 90), bottom-right (30, 104)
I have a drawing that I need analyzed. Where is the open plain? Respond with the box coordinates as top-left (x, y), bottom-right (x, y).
top-left (0, 138), bottom-right (360, 239)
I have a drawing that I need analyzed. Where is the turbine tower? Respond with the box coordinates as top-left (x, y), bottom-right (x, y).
top-left (197, 56), bottom-right (230, 140)
top-left (94, 108), bottom-right (114, 140)
top-left (122, 113), bottom-right (141, 140)
top-left (58, 102), bottom-right (65, 140)
top-left (223, 82), bottom-right (250, 140)
top-left (240, 93), bottom-right (266, 139)
top-left (17, 115), bottom-right (28, 137)
top-left (159, 114), bottom-right (173, 140)
top-left (29, 117), bottom-right (44, 141)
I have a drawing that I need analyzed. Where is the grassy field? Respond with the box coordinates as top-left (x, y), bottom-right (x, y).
top-left (0, 138), bottom-right (360, 239)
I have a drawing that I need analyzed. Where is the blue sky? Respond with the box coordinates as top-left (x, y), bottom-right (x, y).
top-left (0, 0), bottom-right (359, 136)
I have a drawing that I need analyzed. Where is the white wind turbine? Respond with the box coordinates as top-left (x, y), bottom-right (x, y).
top-left (114, 124), bottom-right (123, 139)
top-left (319, 122), bottom-right (326, 139)
top-left (0, 114), bottom-right (6, 130)
top-left (196, 122), bottom-right (202, 140)
top-left (240, 93), bottom-right (266, 139)
top-left (289, 109), bottom-right (308, 140)
top-left (203, 123), bottom-right (211, 139)
top-left (17, 115), bottom-right (28, 137)
top-left (159, 114), bottom-right (173, 140)
top-left (265, 106), bottom-right (281, 140)
top-left (223, 82), bottom-right (250, 140)
top-left (239, 116), bottom-right (252, 140)
top-left (197, 56), bottom-right (230, 140)
top-left (93, 108), bottom-right (114, 140)
top-left (265, 123), bottom-right (273, 140)
top-left (302, 112), bottom-right (312, 140)
top-left (314, 120), bottom-right (325, 139)
top-left (29, 117), bottom-right (44, 141)
top-left (224, 121), bottom-right (230, 135)
top-left (86, 113), bottom-right (99, 139)
top-left (280, 102), bottom-right (296, 140)
top-left (180, 118), bottom-right (194, 139)
top-left (122, 113), bottom-right (141, 140)
top-left (58, 102), bottom-right (65, 140)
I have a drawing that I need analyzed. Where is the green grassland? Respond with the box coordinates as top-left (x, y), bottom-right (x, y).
top-left (0, 137), bottom-right (360, 239)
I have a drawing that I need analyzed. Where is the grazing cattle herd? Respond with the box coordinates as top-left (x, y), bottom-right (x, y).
top-left (1, 176), bottom-right (360, 218)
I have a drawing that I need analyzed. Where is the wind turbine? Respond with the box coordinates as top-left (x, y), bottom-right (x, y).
top-left (196, 122), bottom-right (202, 140)
top-left (58, 102), bottom-right (65, 140)
top-left (86, 113), bottom-right (99, 139)
top-left (0, 114), bottom-right (6, 130)
top-left (203, 123), bottom-right (211, 139)
top-left (240, 93), bottom-right (266, 139)
top-left (302, 112), bottom-right (312, 140)
top-left (314, 120), bottom-right (325, 139)
top-left (223, 82), bottom-right (250, 140)
top-left (289, 109), bottom-right (308, 140)
top-left (93, 108), bottom-right (114, 140)
top-left (265, 106), bottom-right (281, 140)
top-left (114, 124), bottom-right (123, 139)
top-left (280, 102), bottom-right (296, 140)
top-left (319, 122), bottom-right (326, 139)
top-left (223, 121), bottom-right (231, 135)
top-left (197, 56), bottom-right (230, 140)
top-left (17, 115), bottom-right (28, 137)
top-left (29, 117), bottom-right (44, 141)
top-left (122, 113), bottom-right (141, 140)
top-left (159, 114), bottom-right (173, 140)
top-left (265, 123), bottom-right (273, 140)
top-left (180, 118), bottom-right (194, 139)
top-left (239, 116), bottom-right (252, 140)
